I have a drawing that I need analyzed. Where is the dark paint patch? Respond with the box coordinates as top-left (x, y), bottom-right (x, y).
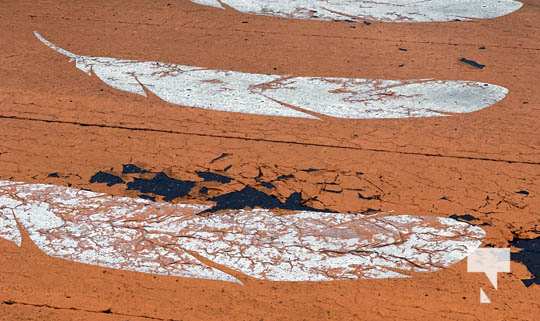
top-left (196, 171), bottom-right (232, 184)
top-left (199, 187), bottom-right (209, 195)
top-left (301, 168), bottom-right (320, 173)
top-left (459, 58), bottom-right (485, 69)
top-left (282, 192), bottom-right (330, 212)
top-left (90, 172), bottom-right (125, 186)
top-left (127, 172), bottom-right (195, 202)
top-left (47, 172), bottom-right (60, 178)
top-left (205, 186), bottom-right (333, 213)
top-left (449, 214), bottom-right (477, 222)
top-left (510, 237), bottom-right (540, 287)
top-left (122, 164), bottom-right (148, 174)
top-left (516, 190), bottom-right (530, 196)
top-left (207, 186), bottom-right (280, 212)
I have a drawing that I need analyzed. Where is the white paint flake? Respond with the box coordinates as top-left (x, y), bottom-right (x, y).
top-left (0, 180), bottom-right (485, 283)
top-left (34, 32), bottom-right (508, 120)
top-left (190, 0), bottom-right (523, 22)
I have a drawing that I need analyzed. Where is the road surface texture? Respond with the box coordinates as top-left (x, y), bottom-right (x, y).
top-left (0, 0), bottom-right (539, 320)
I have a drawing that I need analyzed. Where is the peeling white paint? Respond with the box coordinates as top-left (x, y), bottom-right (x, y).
top-left (189, 0), bottom-right (523, 22)
top-left (0, 180), bottom-right (485, 283)
top-left (0, 181), bottom-right (237, 283)
top-left (35, 32), bottom-right (508, 120)
top-left (178, 210), bottom-right (485, 281)
top-left (0, 196), bottom-right (22, 246)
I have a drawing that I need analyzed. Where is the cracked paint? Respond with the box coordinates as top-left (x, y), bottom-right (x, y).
top-left (0, 180), bottom-right (485, 283)
top-left (178, 212), bottom-right (486, 280)
top-left (0, 181), bottom-right (237, 283)
top-left (189, 0), bottom-right (523, 22)
top-left (35, 32), bottom-right (508, 120)
top-left (0, 201), bottom-right (22, 246)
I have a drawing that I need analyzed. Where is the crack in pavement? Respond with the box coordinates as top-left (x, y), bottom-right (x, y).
top-left (1, 299), bottom-right (178, 321)
top-left (17, 13), bottom-right (540, 51)
top-left (1, 115), bottom-right (538, 165)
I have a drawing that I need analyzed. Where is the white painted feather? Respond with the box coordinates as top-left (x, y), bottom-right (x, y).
top-left (190, 0), bottom-right (523, 22)
top-left (34, 32), bottom-right (508, 120)
top-left (0, 180), bottom-right (485, 283)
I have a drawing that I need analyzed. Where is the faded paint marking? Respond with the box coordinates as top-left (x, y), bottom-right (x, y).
top-left (0, 181), bottom-right (485, 283)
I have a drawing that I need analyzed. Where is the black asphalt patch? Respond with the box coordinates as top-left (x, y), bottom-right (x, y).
top-left (127, 172), bottom-right (195, 202)
top-left (196, 171), bottom-right (232, 184)
top-left (88, 166), bottom-right (340, 214)
top-left (259, 181), bottom-right (275, 189)
top-left (199, 186), bottom-right (209, 195)
top-left (510, 237), bottom-right (540, 287)
top-left (204, 186), bottom-right (334, 213)
top-left (90, 171), bottom-right (125, 186)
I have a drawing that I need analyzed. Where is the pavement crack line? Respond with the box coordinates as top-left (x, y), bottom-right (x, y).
top-left (1, 299), bottom-right (178, 321)
top-left (18, 14), bottom-right (540, 51)
top-left (0, 114), bottom-right (538, 165)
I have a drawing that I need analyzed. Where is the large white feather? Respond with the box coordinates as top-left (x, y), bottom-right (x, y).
top-left (0, 180), bottom-right (485, 283)
top-left (190, 0), bottom-right (523, 22)
top-left (34, 32), bottom-right (508, 120)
